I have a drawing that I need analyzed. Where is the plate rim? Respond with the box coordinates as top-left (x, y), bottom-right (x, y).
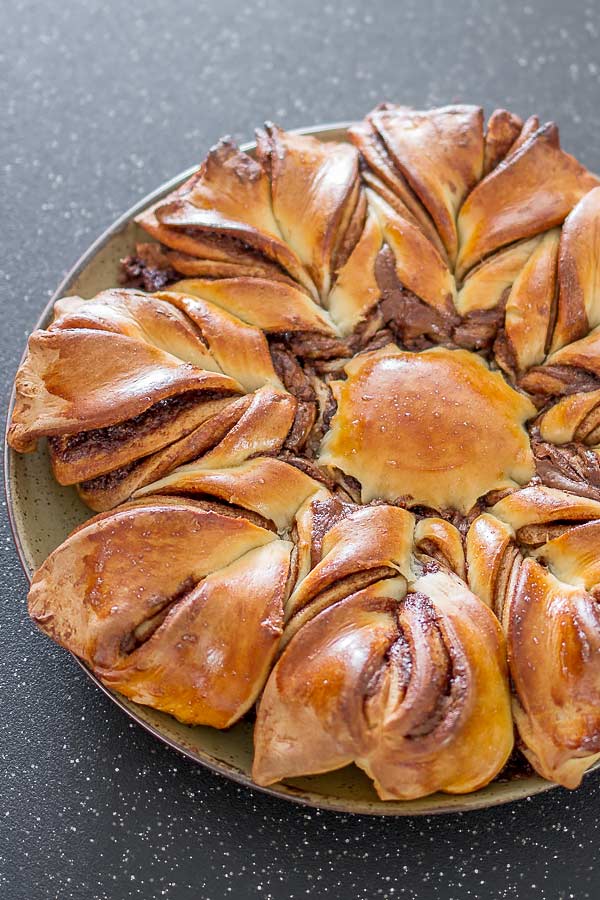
top-left (3, 120), bottom-right (564, 816)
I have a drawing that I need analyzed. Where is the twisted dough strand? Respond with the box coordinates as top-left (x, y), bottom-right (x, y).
top-left (10, 104), bottom-right (600, 800)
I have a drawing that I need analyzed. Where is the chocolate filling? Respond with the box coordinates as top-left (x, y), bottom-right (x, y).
top-left (490, 543), bottom-right (521, 620)
top-left (349, 308), bottom-right (394, 356)
top-left (269, 343), bottom-right (316, 403)
top-left (304, 372), bottom-right (337, 458)
top-left (575, 404), bottom-right (600, 443)
top-left (307, 497), bottom-right (355, 566)
top-left (533, 440), bottom-right (600, 501)
top-left (178, 227), bottom-right (295, 281)
top-left (493, 327), bottom-right (519, 379)
top-left (284, 331), bottom-right (352, 361)
top-left (337, 473), bottom-right (363, 503)
top-left (332, 188), bottom-right (368, 274)
top-left (375, 246), bottom-right (458, 349)
top-left (119, 576), bottom-right (196, 656)
top-left (414, 539), bottom-right (459, 575)
top-left (283, 401), bottom-right (317, 454)
top-left (287, 566), bottom-right (398, 637)
top-left (394, 593), bottom-right (463, 740)
top-left (29, 120), bottom-right (600, 795)
top-left (496, 748), bottom-right (535, 782)
top-left (50, 390), bottom-right (233, 463)
top-left (454, 304), bottom-right (507, 352)
top-left (516, 520), bottom-right (591, 547)
top-left (80, 459), bottom-right (140, 493)
top-left (520, 365), bottom-right (600, 400)
top-left (157, 496), bottom-right (276, 532)
top-left (179, 227), bottom-right (259, 258)
top-left (79, 396), bottom-right (249, 498)
top-left (364, 630), bottom-right (412, 721)
top-left (120, 244), bottom-right (178, 292)
top-left (278, 454), bottom-right (337, 490)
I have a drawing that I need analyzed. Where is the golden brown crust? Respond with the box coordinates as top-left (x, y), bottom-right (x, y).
top-left (52, 289), bottom-right (216, 367)
top-left (456, 123), bottom-right (599, 279)
top-left (367, 190), bottom-right (456, 313)
top-left (14, 107), bottom-right (600, 801)
top-left (326, 210), bottom-right (383, 335)
top-left (369, 104), bottom-right (484, 263)
top-left (319, 346), bottom-right (535, 513)
top-left (285, 502), bottom-right (414, 629)
top-left (158, 244), bottom-right (300, 285)
top-left (483, 108), bottom-right (524, 175)
top-left (551, 186), bottom-right (600, 351)
top-left (507, 115), bottom-right (540, 156)
top-left (347, 118), bottom-right (445, 254)
top-left (186, 385), bottom-right (297, 469)
top-left (455, 237), bottom-right (542, 315)
top-left (77, 394), bottom-right (255, 511)
top-left (48, 393), bottom-right (236, 485)
top-left (28, 501), bottom-right (289, 727)
top-left (539, 389), bottom-right (600, 445)
top-left (508, 558), bottom-right (600, 787)
top-left (135, 456), bottom-right (322, 533)
top-left (502, 229), bottom-right (560, 375)
top-left (8, 327), bottom-right (241, 453)
top-left (51, 287), bottom-right (283, 393)
top-left (490, 484), bottom-right (600, 530)
top-left (154, 290), bottom-right (282, 391)
top-left (545, 327), bottom-right (600, 377)
top-left (255, 124), bottom-right (360, 300)
top-left (76, 385), bottom-right (297, 511)
top-left (136, 138), bottom-right (316, 297)
top-left (466, 514), bottom-right (517, 613)
top-left (166, 277), bottom-right (335, 335)
top-left (253, 570), bottom-right (512, 799)
top-left (253, 584), bottom-right (404, 787)
top-left (467, 491), bottom-right (600, 787)
top-left (414, 517), bottom-right (466, 580)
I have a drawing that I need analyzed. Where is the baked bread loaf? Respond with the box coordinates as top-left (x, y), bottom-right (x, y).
top-left (10, 103), bottom-right (600, 801)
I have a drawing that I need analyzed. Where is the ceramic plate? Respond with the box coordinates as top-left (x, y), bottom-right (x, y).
top-left (5, 124), bottom-right (566, 815)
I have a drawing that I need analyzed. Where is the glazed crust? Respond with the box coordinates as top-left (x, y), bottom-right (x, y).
top-left (502, 229), bottom-right (560, 375)
top-left (255, 124), bottom-right (360, 299)
top-left (482, 108), bottom-right (523, 175)
top-left (347, 118), bottom-right (446, 255)
top-left (29, 461), bottom-right (514, 799)
top-left (133, 456), bottom-right (323, 532)
top-left (8, 326), bottom-right (242, 453)
top-left (166, 277), bottom-right (335, 334)
top-left (551, 187), bottom-right (600, 351)
top-left (467, 487), bottom-right (600, 786)
top-left (318, 345), bottom-right (536, 512)
top-left (368, 104), bottom-right (484, 264)
top-left (77, 386), bottom-right (297, 510)
top-left (253, 569), bottom-right (512, 799)
top-left (11, 105), bottom-right (600, 801)
top-left (456, 123), bottom-right (599, 279)
top-left (136, 138), bottom-right (316, 297)
top-left (28, 499), bottom-right (292, 727)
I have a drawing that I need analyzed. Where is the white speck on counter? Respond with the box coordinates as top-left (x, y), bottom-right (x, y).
top-left (2, 0), bottom-right (600, 897)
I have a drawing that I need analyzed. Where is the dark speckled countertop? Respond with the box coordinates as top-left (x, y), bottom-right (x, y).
top-left (2, 1), bottom-right (600, 898)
